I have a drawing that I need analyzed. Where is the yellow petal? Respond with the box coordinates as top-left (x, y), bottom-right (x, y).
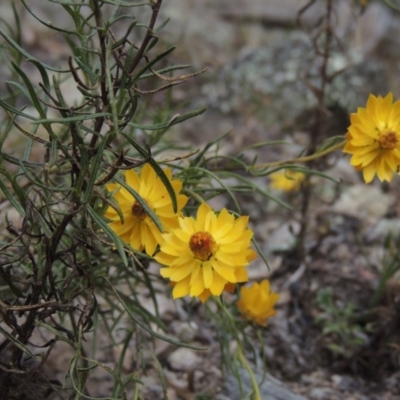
top-left (202, 261), bottom-right (213, 289)
top-left (173, 278), bottom-right (190, 298)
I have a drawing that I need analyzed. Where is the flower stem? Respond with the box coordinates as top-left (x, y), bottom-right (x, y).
top-left (237, 347), bottom-right (262, 400)
top-left (251, 139), bottom-right (347, 170)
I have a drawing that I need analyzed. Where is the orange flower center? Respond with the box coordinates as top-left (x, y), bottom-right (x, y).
top-left (132, 201), bottom-right (147, 221)
top-left (189, 231), bottom-right (216, 261)
top-left (378, 131), bottom-right (399, 150)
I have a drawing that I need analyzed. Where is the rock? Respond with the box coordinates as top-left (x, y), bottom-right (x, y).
top-left (219, 368), bottom-right (306, 400)
top-left (138, 290), bottom-right (176, 319)
top-left (160, 0), bottom-right (236, 65)
top-left (332, 184), bottom-right (393, 224)
top-left (366, 218), bottom-right (400, 242)
top-left (212, 0), bottom-right (327, 27)
top-left (168, 347), bottom-right (201, 371)
top-left (309, 387), bottom-right (338, 400)
top-left (212, 0), bottom-right (399, 59)
top-left (352, 2), bottom-right (393, 56)
top-left (170, 321), bottom-right (199, 342)
top-left (248, 255), bottom-right (282, 280)
top-left (201, 31), bottom-right (388, 129)
top-left (140, 374), bottom-right (164, 399)
top-left (154, 337), bottom-right (174, 358)
top-left (265, 220), bottom-right (301, 253)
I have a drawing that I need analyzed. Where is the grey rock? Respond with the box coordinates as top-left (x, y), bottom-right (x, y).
top-left (332, 184), bottom-right (394, 223)
top-left (168, 347), bottom-right (201, 371)
top-left (213, 0), bottom-right (399, 58)
top-left (201, 32), bottom-right (388, 125)
top-left (367, 218), bottom-right (400, 242)
top-left (170, 321), bottom-right (199, 342)
top-left (266, 220), bottom-right (301, 253)
top-left (309, 387), bottom-right (338, 400)
top-left (219, 368), bottom-right (306, 400)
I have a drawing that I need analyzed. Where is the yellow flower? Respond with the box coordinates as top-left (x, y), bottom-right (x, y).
top-left (104, 164), bottom-right (188, 256)
top-left (343, 93), bottom-right (400, 183)
top-left (169, 281), bottom-right (237, 303)
top-left (269, 169), bottom-right (305, 192)
top-left (155, 203), bottom-right (257, 302)
top-left (197, 282), bottom-right (236, 303)
top-left (237, 280), bottom-right (279, 326)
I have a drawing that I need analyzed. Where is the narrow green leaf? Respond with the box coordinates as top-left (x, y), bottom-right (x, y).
top-left (52, 75), bottom-right (69, 110)
top-left (49, 0), bottom-right (88, 7)
top-left (191, 131), bottom-right (230, 166)
top-left (11, 62), bottom-right (47, 119)
top-left (147, 160), bottom-right (178, 213)
top-left (87, 204), bottom-right (128, 267)
top-left (73, 56), bottom-right (99, 82)
top-left (105, 276), bottom-right (207, 351)
top-left (18, 162), bottom-right (69, 192)
top-left (139, 64), bottom-right (191, 80)
top-left (156, 18), bottom-right (170, 32)
top-left (0, 27), bottom-right (69, 73)
top-left (113, 175), bottom-right (164, 233)
top-left (112, 21), bottom-right (137, 50)
top-left (83, 133), bottom-right (111, 204)
top-left (145, 36), bottom-right (159, 54)
top-left (1, 152), bottom-right (44, 168)
top-left (132, 46), bottom-right (176, 82)
top-left (6, 81), bottom-right (32, 102)
top-left (28, 59), bottom-right (51, 94)
top-left (35, 320), bottom-right (75, 347)
top-left (21, 0), bottom-right (81, 36)
top-left (0, 325), bottom-right (38, 360)
top-left (20, 137), bottom-right (34, 174)
top-left (0, 112), bottom-right (15, 151)
top-left (119, 131), bottom-right (150, 158)
top-left (0, 97), bottom-right (37, 121)
top-left (117, 132), bottom-right (179, 214)
top-left (96, 0), bottom-right (148, 6)
top-left (127, 107), bottom-right (206, 131)
top-left (49, 134), bottom-right (59, 166)
top-left (33, 112), bottom-right (111, 124)
top-left (0, 174), bottom-right (25, 216)
top-left (251, 237), bottom-right (270, 271)
top-left (189, 166), bottom-right (241, 212)
top-left (224, 170), bottom-right (292, 210)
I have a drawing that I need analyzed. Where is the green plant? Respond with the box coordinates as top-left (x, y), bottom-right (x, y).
top-left (0, 1), bottom-right (207, 398)
top-left (315, 288), bottom-right (368, 357)
top-left (370, 233), bottom-right (400, 308)
top-left (0, 1), bottom-right (283, 398)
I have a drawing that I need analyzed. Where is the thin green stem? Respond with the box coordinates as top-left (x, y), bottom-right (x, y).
top-left (237, 347), bottom-right (262, 400)
top-left (251, 139), bottom-right (346, 170)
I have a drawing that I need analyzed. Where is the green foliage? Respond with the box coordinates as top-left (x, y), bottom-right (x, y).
top-left (315, 288), bottom-right (367, 357)
top-left (0, 1), bottom-right (209, 398)
top-left (0, 1), bottom-right (278, 398)
top-left (370, 233), bottom-right (400, 308)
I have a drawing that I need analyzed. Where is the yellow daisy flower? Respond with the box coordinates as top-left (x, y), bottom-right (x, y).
top-left (269, 169), bottom-right (305, 192)
top-left (104, 164), bottom-right (188, 256)
top-left (343, 93), bottom-right (400, 183)
top-left (237, 280), bottom-right (279, 326)
top-left (155, 203), bottom-right (257, 302)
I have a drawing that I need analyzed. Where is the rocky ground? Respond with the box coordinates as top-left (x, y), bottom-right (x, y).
top-left (1, 0), bottom-right (400, 399)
